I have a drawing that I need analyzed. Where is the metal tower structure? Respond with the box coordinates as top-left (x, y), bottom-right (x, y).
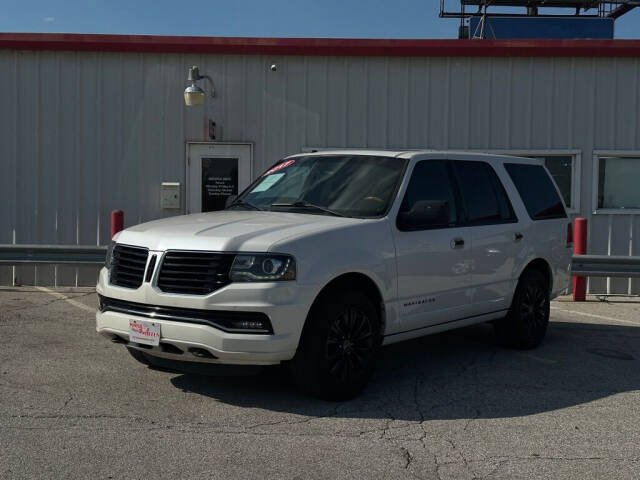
top-left (441, 1), bottom-right (640, 18)
top-left (440, 1), bottom-right (640, 38)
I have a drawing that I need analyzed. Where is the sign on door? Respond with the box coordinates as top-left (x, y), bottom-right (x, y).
top-left (187, 143), bottom-right (253, 213)
top-left (201, 157), bottom-right (238, 211)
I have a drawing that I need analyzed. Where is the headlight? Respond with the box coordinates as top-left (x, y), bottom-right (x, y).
top-left (105, 241), bottom-right (116, 269)
top-left (230, 254), bottom-right (296, 282)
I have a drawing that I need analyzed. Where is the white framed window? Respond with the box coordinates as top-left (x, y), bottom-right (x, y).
top-left (593, 151), bottom-right (640, 215)
top-left (461, 149), bottom-right (581, 214)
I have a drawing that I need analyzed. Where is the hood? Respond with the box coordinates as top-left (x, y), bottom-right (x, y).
top-left (114, 210), bottom-right (364, 252)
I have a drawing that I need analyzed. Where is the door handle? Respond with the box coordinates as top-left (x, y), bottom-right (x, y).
top-left (451, 238), bottom-right (465, 249)
top-left (514, 232), bottom-right (524, 242)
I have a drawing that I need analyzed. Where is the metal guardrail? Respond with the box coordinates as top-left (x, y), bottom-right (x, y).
top-left (570, 254), bottom-right (640, 278)
top-left (0, 244), bottom-right (106, 265)
top-left (0, 246), bottom-right (639, 279)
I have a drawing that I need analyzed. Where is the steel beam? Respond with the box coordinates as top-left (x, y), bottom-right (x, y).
top-left (0, 245), bottom-right (107, 265)
top-left (571, 254), bottom-right (640, 278)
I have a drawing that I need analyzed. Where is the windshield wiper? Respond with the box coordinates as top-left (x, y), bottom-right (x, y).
top-left (271, 201), bottom-right (346, 217)
top-left (228, 198), bottom-right (264, 211)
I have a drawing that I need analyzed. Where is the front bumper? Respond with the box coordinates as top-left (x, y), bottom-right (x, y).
top-left (96, 267), bottom-right (318, 366)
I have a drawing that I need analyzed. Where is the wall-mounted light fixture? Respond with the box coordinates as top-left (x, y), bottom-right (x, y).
top-left (184, 66), bottom-right (215, 106)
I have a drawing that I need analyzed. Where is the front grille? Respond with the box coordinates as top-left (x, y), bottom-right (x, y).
top-left (157, 251), bottom-right (235, 295)
top-left (145, 254), bottom-right (157, 283)
top-left (110, 245), bottom-right (149, 289)
top-left (98, 295), bottom-right (273, 334)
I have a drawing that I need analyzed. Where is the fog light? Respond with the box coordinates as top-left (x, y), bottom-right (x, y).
top-left (231, 319), bottom-right (268, 330)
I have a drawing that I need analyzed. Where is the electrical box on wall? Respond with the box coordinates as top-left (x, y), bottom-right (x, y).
top-left (161, 182), bottom-right (181, 209)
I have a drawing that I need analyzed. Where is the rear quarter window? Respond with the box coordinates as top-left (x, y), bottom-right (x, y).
top-left (504, 163), bottom-right (567, 220)
top-left (452, 160), bottom-right (517, 225)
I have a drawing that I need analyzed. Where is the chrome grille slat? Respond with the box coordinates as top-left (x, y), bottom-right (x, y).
top-left (110, 245), bottom-right (148, 289)
top-left (116, 258), bottom-right (147, 266)
top-left (159, 271), bottom-right (224, 277)
top-left (118, 269), bottom-right (145, 281)
top-left (159, 263), bottom-right (226, 268)
top-left (114, 251), bottom-right (147, 260)
top-left (157, 251), bottom-right (234, 295)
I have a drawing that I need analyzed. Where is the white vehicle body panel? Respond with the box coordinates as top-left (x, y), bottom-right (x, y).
top-left (96, 150), bottom-right (572, 365)
top-left (393, 224), bottom-right (473, 331)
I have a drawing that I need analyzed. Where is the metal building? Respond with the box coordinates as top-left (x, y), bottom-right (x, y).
top-left (1, 33), bottom-right (640, 294)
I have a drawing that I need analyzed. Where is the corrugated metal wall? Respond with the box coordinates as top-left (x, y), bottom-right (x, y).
top-left (1, 50), bottom-right (639, 291)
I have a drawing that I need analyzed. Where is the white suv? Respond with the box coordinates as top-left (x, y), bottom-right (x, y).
top-left (96, 150), bottom-right (572, 400)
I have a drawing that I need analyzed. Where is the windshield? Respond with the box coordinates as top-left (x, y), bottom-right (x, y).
top-left (230, 155), bottom-right (407, 218)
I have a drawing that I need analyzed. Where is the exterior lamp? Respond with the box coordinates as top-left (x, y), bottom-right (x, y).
top-left (184, 66), bottom-right (214, 106)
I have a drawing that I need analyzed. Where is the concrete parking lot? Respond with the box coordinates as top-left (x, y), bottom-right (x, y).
top-left (1, 287), bottom-right (639, 479)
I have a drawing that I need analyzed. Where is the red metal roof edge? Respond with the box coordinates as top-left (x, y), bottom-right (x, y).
top-left (1, 33), bottom-right (640, 57)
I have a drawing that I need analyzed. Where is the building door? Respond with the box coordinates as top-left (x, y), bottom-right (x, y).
top-left (187, 142), bottom-right (253, 213)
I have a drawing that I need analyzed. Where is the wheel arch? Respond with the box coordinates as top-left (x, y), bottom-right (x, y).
top-left (520, 257), bottom-right (553, 292)
top-left (305, 272), bottom-right (386, 336)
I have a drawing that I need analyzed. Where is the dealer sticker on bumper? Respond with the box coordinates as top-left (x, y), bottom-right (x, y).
top-left (128, 320), bottom-right (161, 347)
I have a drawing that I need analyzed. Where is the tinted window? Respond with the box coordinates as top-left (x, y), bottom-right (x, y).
top-left (521, 155), bottom-right (573, 208)
top-left (542, 156), bottom-right (572, 208)
top-left (453, 161), bottom-right (516, 225)
top-left (505, 163), bottom-right (567, 220)
top-left (397, 160), bottom-right (458, 231)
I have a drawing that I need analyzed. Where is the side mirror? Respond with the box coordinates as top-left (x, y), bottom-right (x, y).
top-left (224, 195), bottom-right (238, 208)
top-left (397, 200), bottom-right (450, 230)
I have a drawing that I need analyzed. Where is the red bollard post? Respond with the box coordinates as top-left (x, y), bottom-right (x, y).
top-left (110, 210), bottom-right (124, 239)
top-left (572, 217), bottom-right (588, 302)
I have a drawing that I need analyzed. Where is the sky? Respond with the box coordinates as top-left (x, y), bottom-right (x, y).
top-left (1, 0), bottom-right (639, 39)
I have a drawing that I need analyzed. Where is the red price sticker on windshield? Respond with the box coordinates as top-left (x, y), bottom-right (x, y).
top-left (264, 160), bottom-right (295, 176)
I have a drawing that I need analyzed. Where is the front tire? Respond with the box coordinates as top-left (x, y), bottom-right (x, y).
top-left (494, 269), bottom-right (550, 349)
top-left (289, 290), bottom-right (381, 401)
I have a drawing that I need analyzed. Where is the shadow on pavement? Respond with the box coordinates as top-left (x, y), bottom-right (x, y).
top-left (170, 321), bottom-right (640, 420)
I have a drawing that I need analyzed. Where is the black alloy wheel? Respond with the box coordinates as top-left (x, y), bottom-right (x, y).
top-left (325, 306), bottom-right (375, 383)
top-left (519, 278), bottom-right (548, 336)
top-left (290, 289), bottom-right (381, 400)
top-left (494, 269), bottom-right (550, 349)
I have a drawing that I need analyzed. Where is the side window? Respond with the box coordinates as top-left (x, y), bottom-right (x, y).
top-left (453, 161), bottom-right (517, 225)
top-left (505, 163), bottom-right (567, 220)
top-left (397, 160), bottom-right (458, 231)
top-left (541, 156), bottom-right (573, 208)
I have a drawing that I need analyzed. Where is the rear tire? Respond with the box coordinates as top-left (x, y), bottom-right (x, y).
top-left (289, 289), bottom-right (381, 401)
top-left (494, 269), bottom-right (550, 349)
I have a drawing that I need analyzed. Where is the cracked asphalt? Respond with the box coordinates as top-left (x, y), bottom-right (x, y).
top-left (1, 287), bottom-right (639, 479)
